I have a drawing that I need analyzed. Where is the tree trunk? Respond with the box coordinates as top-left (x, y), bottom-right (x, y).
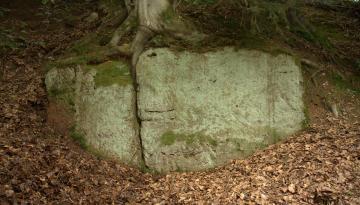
top-left (110, 0), bottom-right (205, 83)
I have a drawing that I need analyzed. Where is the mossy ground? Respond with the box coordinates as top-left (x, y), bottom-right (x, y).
top-left (172, 0), bottom-right (360, 77)
top-left (42, 0), bottom-right (127, 72)
top-left (43, 33), bottom-right (115, 72)
top-left (43, 0), bottom-right (360, 72)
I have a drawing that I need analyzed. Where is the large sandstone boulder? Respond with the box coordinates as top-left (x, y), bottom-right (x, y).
top-left (45, 48), bottom-right (305, 172)
top-left (137, 47), bottom-right (305, 172)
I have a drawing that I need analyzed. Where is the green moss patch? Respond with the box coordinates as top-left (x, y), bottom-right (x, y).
top-left (86, 61), bottom-right (132, 87)
top-left (45, 53), bottom-right (106, 71)
top-left (160, 131), bottom-right (217, 147)
top-left (70, 126), bottom-right (88, 149)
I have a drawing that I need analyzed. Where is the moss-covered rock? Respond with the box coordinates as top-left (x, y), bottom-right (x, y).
top-left (45, 60), bottom-right (142, 167)
top-left (138, 47), bottom-right (305, 172)
top-left (45, 67), bottom-right (76, 108)
top-left (46, 47), bottom-right (306, 173)
top-left (85, 61), bottom-right (132, 87)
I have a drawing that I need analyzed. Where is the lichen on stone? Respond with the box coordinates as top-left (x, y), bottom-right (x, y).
top-left (160, 131), bottom-right (217, 147)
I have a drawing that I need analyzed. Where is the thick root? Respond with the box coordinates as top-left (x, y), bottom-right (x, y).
top-left (109, 10), bottom-right (137, 47)
top-left (130, 26), bottom-right (155, 80)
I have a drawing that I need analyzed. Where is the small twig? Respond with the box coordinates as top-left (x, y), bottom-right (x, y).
top-left (301, 59), bottom-right (320, 69)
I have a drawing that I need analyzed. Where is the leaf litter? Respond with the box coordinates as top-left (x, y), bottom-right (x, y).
top-left (0, 0), bottom-right (359, 204)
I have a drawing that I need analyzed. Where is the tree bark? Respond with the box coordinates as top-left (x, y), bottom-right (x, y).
top-left (110, 0), bottom-right (205, 82)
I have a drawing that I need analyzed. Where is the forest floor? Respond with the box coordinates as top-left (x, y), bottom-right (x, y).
top-left (1, 1), bottom-right (360, 204)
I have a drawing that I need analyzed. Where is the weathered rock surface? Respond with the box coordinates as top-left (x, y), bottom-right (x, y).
top-left (137, 48), bottom-right (305, 172)
top-left (46, 48), bottom-right (305, 172)
top-left (45, 61), bottom-right (142, 167)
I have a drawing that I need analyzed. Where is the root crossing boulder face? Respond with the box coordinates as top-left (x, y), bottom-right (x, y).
top-left (45, 48), bottom-right (305, 173)
top-left (137, 48), bottom-right (305, 172)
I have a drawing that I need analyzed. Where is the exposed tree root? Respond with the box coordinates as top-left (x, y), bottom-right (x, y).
top-left (110, 0), bottom-right (205, 79)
